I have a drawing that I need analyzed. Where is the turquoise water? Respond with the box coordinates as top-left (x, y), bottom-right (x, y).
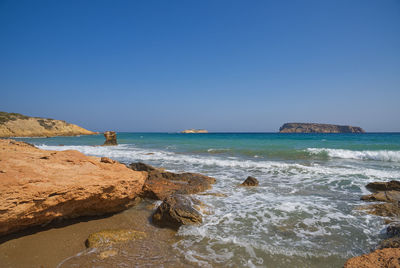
top-left (18, 133), bottom-right (400, 267)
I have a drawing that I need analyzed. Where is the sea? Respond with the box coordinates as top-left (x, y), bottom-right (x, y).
top-left (17, 132), bottom-right (400, 267)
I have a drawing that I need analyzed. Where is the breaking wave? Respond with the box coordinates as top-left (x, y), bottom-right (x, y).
top-left (307, 148), bottom-right (400, 162)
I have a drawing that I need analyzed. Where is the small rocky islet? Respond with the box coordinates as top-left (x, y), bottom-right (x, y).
top-left (279, 122), bottom-right (365, 133)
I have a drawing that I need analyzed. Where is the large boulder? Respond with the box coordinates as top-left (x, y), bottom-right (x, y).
top-left (0, 139), bottom-right (146, 236)
top-left (152, 194), bottom-right (202, 230)
top-left (344, 248), bottom-right (400, 268)
top-left (129, 162), bottom-right (216, 200)
top-left (240, 176), bottom-right (259, 187)
top-left (103, 131), bottom-right (117, 146)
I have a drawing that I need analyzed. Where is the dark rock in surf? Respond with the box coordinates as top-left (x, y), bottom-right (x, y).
top-left (366, 181), bottom-right (400, 192)
top-left (240, 176), bottom-right (259, 187)
top-left (387, 223), bottom-right (400, 237)
top-left (152, 194), bottom-right (202, 230)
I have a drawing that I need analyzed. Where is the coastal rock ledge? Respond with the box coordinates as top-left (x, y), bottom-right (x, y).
top-left (0, 139), bottom-right (146, 236)
top-left (0, 111), bottom-right (97, 138)
top-left (279, 123), bottom-right (365, 133)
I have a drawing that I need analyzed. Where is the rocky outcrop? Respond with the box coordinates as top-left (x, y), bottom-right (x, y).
top-left (0, 139), bottom-right (146, 236)
top-left (152, 194), bottom-right (202, 230)
top-left (103, 131), bottom-right (117, 146)
top-left (279, 123), bottom-right (365, 133)
top-left (86, 229), bottom-right (147, 248)
top-left (347, 180), bottom-right (400, 266)
top-left (344, 248), bottom-right (400, 268)
top-left (366, 181), bottom-right (400, 192)
top-left (360, 181), bottom-right (400, 219)
top-left (180, 129), bottom-right (208, 133)
top-left (0, 111), bottom-right (97, 137)
top-left (240, 176), bottom-right (259, 186)
top-left (129, 162), bottom-right (216, 200)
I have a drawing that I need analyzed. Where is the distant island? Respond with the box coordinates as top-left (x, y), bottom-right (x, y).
top-left (0, 111), bottom-right (97, 137)
top-left (180, 129), bottom-right (208, 133)
top-left (279, 123), bottom-right (365, 133)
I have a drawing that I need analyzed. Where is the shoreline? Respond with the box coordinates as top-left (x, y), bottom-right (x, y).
top-left (0, 200), bottom-right (186, 268)
top-left (0, 138), bottom-right (215, 267)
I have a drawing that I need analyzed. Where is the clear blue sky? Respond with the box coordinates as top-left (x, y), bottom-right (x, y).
top-left (1, 0), bottom-right (399, 132)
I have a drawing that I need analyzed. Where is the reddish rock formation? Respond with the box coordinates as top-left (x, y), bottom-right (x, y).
top-left (0, 139), bottom-right (146, 236)
top-left (344, 248), bottom-right (400, 268)
top-left (129, 162), bottom-right (216, 200)
top-left (103, 131), bottom-right (117, 146)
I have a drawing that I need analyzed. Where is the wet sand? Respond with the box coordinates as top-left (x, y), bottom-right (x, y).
top-left (0, 200), bottom-right (189, 268)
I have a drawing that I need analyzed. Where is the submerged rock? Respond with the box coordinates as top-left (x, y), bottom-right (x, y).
top-left (86, 229), bottom-right (147, 248)
top-left (378, 236), bottom-right (400, 250)
top-left (240, 176), bottom-right (259, 187)
top-left (344, 248), bottom-right (400, 268)
top-left (387, 223), bottom-right (400, 237)
top-left (358, 203), bottom-right (400, 218)
top-left (152, 194), bottom-right (202, 230)
top-left (129, 162), bottom-right (216, 200)
top-left (103, 131), bottom-right (117, 146)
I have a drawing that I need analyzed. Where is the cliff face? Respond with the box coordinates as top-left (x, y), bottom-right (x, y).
top-left (279, 123), bottom-right (365, 133)
top-left (0, 112), bottom-right (97, 137)
top-left (181, 129), bottom-right (208, 133)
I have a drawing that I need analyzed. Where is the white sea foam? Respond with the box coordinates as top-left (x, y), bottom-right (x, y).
top-left (307, 148), bottom-right (400, 162)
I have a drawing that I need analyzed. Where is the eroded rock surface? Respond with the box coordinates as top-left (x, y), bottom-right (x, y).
top-left (344, 248), bottom-right (400, 268)
top-left (152, 194), bottom-right (202, 230)
top-left (103, 131), bottom-right (117, 146)
top-left (0, 139), bottom-right (146, 236)
top-left (366, 181), bottom-right (400, 192)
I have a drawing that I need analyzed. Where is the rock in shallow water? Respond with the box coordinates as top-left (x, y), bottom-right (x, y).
top-left (129, 162), bottom-right (216, 200)
top-left (240, 176), bottom-right (259, 186)
top-left (86, 229), bottom-right (147, 248)
top-left (152, 194), bottom-right (202, 230)
top-left (361, 190), bottom-right (400, 203)
top-left (103, 131), bottom-right (118, 146)
top-left (366, 180), bottom-right (400, 192)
